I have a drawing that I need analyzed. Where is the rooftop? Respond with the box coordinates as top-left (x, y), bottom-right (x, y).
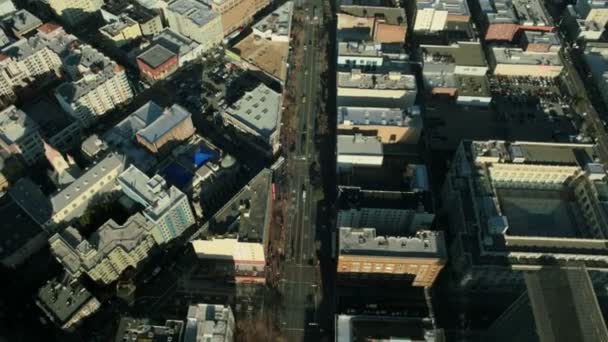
top-left (232, 34), bottom-right (289, 81)
top-left (184, 304), bottom-right (234, 342)
top-left (337, 134), bottom-right (383, 156)
top-left (336, 315), bottom-right (441, 342)
top-left (49, 213), bottom-right (154, 274)
top-left (252, 1), bottom-right (293, 38)
top-left (337, 70), bottom-right (417, 90)
top-left (100, 15), bottom-right (139, 37)
top-left (152, 28), bottom-right (199, 57)
top-left (338, 186), bottom-right (434, 214)
top-left (0, 105), bottom-right (39, 145)
top-left (22, 96), bottom-right (77, 139)
top-left (114, 317), bottom-right (184, 342)
top-left (490, 46), bottom-right (562, 66)
top-left (1, 24), bottom-right (76, 63)
top-left (137, 103), bottom-right (192, 144)
top-left (198, 168), bottom-right (272, 244)
top-left (339, 228), bottom-right (447, 259)
top-left (0, 195), bottom-right (45, 262)
top-left (421, 41), bottom-right (487, 66)
top-left (455, 74), bottom-right (491, 97)
top-left (8, 177), bottom-right (52, 226)
top-left (137, 44), bottom-right (176, 69)
top-left (523, 30), bottom-right (560, 47)
top-left (5, 9), bottom-right (42, 35)
top-left (37, 277), bottom-right (99, 325)
top-left (339, 5), bottom-right (407, 26)
top-left (483, 0), bottom-right (552, 26)
top-left (224, 83), bottom-right (281, 139)
top-left (191, 238), bottom-right (265, 262)
top-left (338, 107), bottom-right (420, 127)
top-left (167, 0), bottom-right (219, 27)
top-left (103, 0), bottom-right (160, 23)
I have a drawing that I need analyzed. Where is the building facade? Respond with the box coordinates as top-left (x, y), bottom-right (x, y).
top-left (184, 304), bottom-right (235, 342)
top-left (0, 105), bottom-right (44, 165)
top-left (166, 0), bottom-right (223, 52)
top-left (99, 15), bottom-right (143, 47)
top-left (48, 0), bottom-right (104, 26)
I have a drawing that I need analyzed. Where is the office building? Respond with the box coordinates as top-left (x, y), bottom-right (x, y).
top-left (583, 43), bottom-right (608, 107)
top-left (4, 10), bottom-right (42, 38)
top-left (576, 0), bottom-right (608, 26)
top-left (114, 317), bottom-right (184, 342)
top-left (48, 0), bottom-right (104, 26)
top-left (165, 0), bottom-right (223, 51)
top-left (102, 0), bottom-right (164, 36)
top-left (338, 228), bottom-right (446, 287)
top-left (337, 134), bottom-right (383, 170)
top-left (337, 69), bottom-right (417, 109)
top-left (488, 46), bottom-right (563, 77)
top-left (184, 304), bottom-right (235, 342)
top-left (119, 165), bottom-right (196, 244)
top-left (338, 107), bottom-right (422, 144)
top-left (414, 0), bottom-right (472, 38)
top-left (442, 140), bottom-right (608, 291)
top-left (137, 44), bottom-right (179, 82)
top-left (336, 315), bottom-right (443, 342)
top-left (99, 15), bottom-right (143, 47)
top-left (222, 83), bottom-right (282, 153)
top-left (252, 1), bottom-right (293, 42)
top-left (0, 0), bottom-right (16, 17)
top-left (481, 0), bottom-right (553, 42)
top-left (211, 0), bottom-right (270, 35)
top-left (0, 105), bottom-right (44, 165)
top-left (36, 276), bottom-right (101, 331)
top-left (0, 24), bottom-right (76, 99)
top-left (338, 5), bottom-right (407, 43)
top-left (192, 238), bottom-right (265, 283)
top-left (49, 213), bottom-right (156, 284)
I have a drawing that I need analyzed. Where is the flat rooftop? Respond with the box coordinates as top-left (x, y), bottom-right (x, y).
top-left (22, 96), bottom-right (76, 138)
top-left (421, 41), bottom-right (487, 66)
top-left (6, 9), bottom-right (42, 34)
top-left (232, 34), bottom-right (289, 82)
top-left (339, 228), bottom-right (446, 259)
top-left (167, 0), bottom-right (219, 27)
top-left (336, 315), bottom-right (440, 342)
top-left (338, 70), bottom-right (417, 90)
top-left (224, 83), bottom-right (281, 139)
top-left (491, 46), bottom-right (562, 66)
top-left (485, 0), bottom-right (552, 26)
top-left (138, 44), bottom-right (176, 68)
top-left (337, 134), bottom-right (383, 156)
top-left (252, 1), bottom-right (293, 38)
top-left (0, 195), bottom-right (45, 262)
top-left (339, 5), bottom-right (407, 25)
top-left (100, 15), bottom-right (138, 37)
top-left (37, 277), bottom-right (97, 324)
top-left (338, 107), bottom-right (419, 127)
top-left (0, 105), bottom-right (39, 144)
top-left (456, 74), bottom-right (491, 97)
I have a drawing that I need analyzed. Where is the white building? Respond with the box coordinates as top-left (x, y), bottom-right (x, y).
top-left (252, 1), bottom-right (293, 42)
top-left (48, 0), bottom-right (104, 26)
top-left (488, 46), bottom-right (563, 77)
top-left (0, 105), bottom-right (44, 165)
top-left (166, 0), bottom-right (223, 51)
top-left (191, 238), bottom-right (265, 283)
top-left (118, 165), bottom-right (196, 245)
top-left (337, 69), bottom-right (417, 109)
top-left (337, 134), bottom-right (383, 171)
top-left (576, 0), bottom-right (608, 26)
top-left (0, 0), bottom-right (16, 17)
top-left (184, 304), bottom-right (235, 342)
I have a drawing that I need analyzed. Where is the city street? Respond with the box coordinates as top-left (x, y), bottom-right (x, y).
top-left (279, 0), bottom-right (324, 340)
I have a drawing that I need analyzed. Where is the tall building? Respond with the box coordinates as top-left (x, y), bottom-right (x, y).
top-left (118, 165), bottom-right (196, 244)
top-left (442, 140), bottom-right (608, 292)
top-left (49, 213), bottom-right (156, 284)
top-left (5, 10), bottom-right (43, 38)
top-left (336, 315), bottom-right (443, 342)
top-left (338, 107), bottom-right (423, 144)
top-left (192, 238), bottom-right (266, 283)
top-left (212, 0), bottom-right (270, 35)
top-left (166, 0), bottom-right (223, 52)
top-left (338, 228), bottom-right (447, 287)
top-left (252, 1), bottom-right (293, 42)
top-left (55, 44), bottom-right (133, 127)
top-left (0, 105), bottom-right (44, 165)
top-left (184, 304), bottom-right (235, 342)
top-left (337, 134), bottom-right (384, 171)
top-left (48, 0), bottom-right (104, 26)
top-left (36, 276), bottom-right (101, 331)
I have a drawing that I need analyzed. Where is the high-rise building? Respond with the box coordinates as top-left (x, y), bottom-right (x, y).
top-left (442, 140), bottom-right (608, 292)
top-left (165, 0), bottom-right (223, 52)
top-left (0, 105), bottom-right (44, 165)
top-left (48, 0), bottom-right (104, 26)
top-left (54, 43), bottom-right (133, 127)
top-left (184, 304), bottom-right (235, 342)
top-left (118, 165), bottom-right (196, 244)
top-left (49, 213), bottom-right (156, 284)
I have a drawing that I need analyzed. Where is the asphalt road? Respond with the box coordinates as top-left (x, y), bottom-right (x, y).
top-left (280, 0), bottom-right (324, 340)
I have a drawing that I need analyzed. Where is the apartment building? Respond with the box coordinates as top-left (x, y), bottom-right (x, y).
top-left (0, 24), bottom-right (76, 99)
top-left (212, 0), bottom-right (270, 35)
top-left (222, 83), bottom-right (282, 153)
top-left (337, 69), bottom-right (417, 109)
top-left (488, 46), bottom-right (563, 77)
top-left (338, 228), bottom-right (447, 287)
top-left (5, 10), bottom-right (42, 38)
top-left (152, 28), bottom-right (205, 67)
top-left (102, 0), bottom-right (164, 36)
top-left (338, 107), bottom-right (422, 144)
top-left (166, 0), bottom-right (223, 52)
top-left (252, 1), bottom-right (293, 42)
top-left (481, 0), bottom-right (553, 42)
top-left (49, 213), bottom-right (156, 284)
top-left (338, 5), bottom-right (407, 43)
top-left (337, 135), bottom-right (384, 171)
top-left (414, 0), bottom-right (472, 38)
top-left (184, 304), bottom-right (235, 342)
top-left (0, 105), bottom-right (44, 165)
top-left (55, 44), bottom-right (133, 127)
top-left (118, 165), bottom-right (196, 245)
top-left (99, 15), bottom-right (143, 47)
top-left (442, 140), bottom-right (608, 291)
top-left (48, 0), bottom-right (104, 26)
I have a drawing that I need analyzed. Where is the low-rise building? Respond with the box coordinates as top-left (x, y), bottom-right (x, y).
top-left (337, 41), bottom-right (409, 72)
top-left (135, 103), bottom-right (195, 153)
top-left (102, 0), bottom-right (164, 36)
top-left (55, 43), bottom-right (133, 127)
top-left (114, 317), bottom-right (184, 342)
top-left (37, 276), bottom-right (101, 331)
top-left (118, 165), bottom-right (196, 244)
top-left (337, 69), bottom-right (417, 109)
top-left (4, 10), bottom-right (42, 38)
top-left (252, 1), bottom-right (293, 42)
top-left (337, 134), bottom-right (383, 170)
top-left (222, 83), bottom-right (282, 153)
top-left (488, 46), bottom-right (563, 77)
top-left (49, 213), bottom-right (156, 284)
top-left (414, 0), bottom-right (472, 38)
top-left (184, 304), bottom-right (235, 342)
top-left (48, 0), bottom-right (104, 26)
top-left (481, 0), bottom-right (554, 42)
top-left (442, 140), bottom-right (608, 291)
top-left (211, 0), bottom-right (270, 35)
top-left (99, 15), bottom-right (143, 47)
top-left (520, 30), bottom-right (560, 52)
top-left (0, 105), bottom-right (44, 165)
top-left (151, 28), bottom-right (205, 66)
top-left (136, 44), bottom-right (179, 82)
top-left (192, 238), bottom-right (265, 283)
top-left (337, 106), bottom-right (422, 144)
top-left (338, 5), bottom-right (407, 43)
top-left (166, 0), bottom-right (223, 51)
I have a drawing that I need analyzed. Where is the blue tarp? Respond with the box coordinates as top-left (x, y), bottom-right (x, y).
top-left (193, 148), bottom-right (216, 168)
